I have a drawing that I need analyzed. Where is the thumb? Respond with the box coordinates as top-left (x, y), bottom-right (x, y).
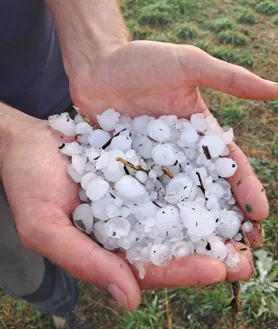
top-left (177, 45), bottom-right (278, 100)
top-left (19, 211), bottom-right (141, 311)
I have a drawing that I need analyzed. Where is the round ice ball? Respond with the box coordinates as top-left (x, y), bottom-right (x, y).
top-left (86, 178), bottom-right (109, 201)
top-left (115, 176), bottom-right (149, 202)
top-left (73, 203), bottom-right (94, 234)
top-left (147, 119), bottom-right (171, 142)
top-left (200, 135), bottom-right (225, 158)
top-left (111, 135), bottom-right (132, 151)
top-left (104, 217), bottom-right (130, 238)
top-left (190, 113), bottom-right (208, 133)
top-left (151, 143), bottom-right (177, 166)
top-left (165, 174), bottom-right (197, 203)
top-left (48, 113), bottom-right (76, 136)
top-left (215, 158), bottom-right (238, 178)
top-left (88, 129), bottom-right (111, 148)
top-left (150, 243), bottom-right (172, 266)
top-left (205, 236), bottom-right (228, 261)
top-left (172, 240), bottom-right (194, 258)
top-left (242, 221), bottom-right (253, 233)
top-left (217, 210), bottom-right (241, 239)
top-left (153, 205), bottom-right (182, 238)
top-left (97, 108), bottom-right (120, 131)
top-left (180, 204), bottom-right (217, 237)
top-left (91, 197), bottom-right (115, 221)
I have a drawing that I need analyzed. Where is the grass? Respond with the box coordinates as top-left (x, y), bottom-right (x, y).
top-left (1, 0), bottom-right (278, 328)
top-left (255, 1), bottom-right (278, 15)
top-left (218, 31), bottom-right (249, 46)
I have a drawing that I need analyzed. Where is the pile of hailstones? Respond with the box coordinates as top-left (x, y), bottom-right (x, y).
top-left (49, 108), bottom-right (253, 279)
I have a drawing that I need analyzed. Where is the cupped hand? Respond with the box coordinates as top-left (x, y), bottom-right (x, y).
top-left (68, 40), bottom-right (278, 289)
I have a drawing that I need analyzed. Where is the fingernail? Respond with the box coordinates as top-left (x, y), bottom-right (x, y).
top-left (107, 284), bottom-right (129, 310)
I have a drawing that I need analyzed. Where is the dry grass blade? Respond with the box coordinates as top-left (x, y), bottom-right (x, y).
top-left (161, 166), bottom-right (174, 178)
top-left (116, 157), bottom-right (148, 173)
top-left (230, 281), bottom-right (242, 329)
top-left (164, 288), bottom-right (172, 329)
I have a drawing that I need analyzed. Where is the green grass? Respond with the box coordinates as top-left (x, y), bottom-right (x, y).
top-left (138, 2), bottom-right (174, 27)
top-left (211, 104), bottom-right (247, 126)
top-left (171, 23), bottom-right (199, 40)
top-left (209, 46), bottom-right (236, 63)
top-left (204, 17), bottom-right (236, 32)
top-left (255, 1), bottom-right (278, 16)
top-left (237, 9), bottom-right (258, 24)
top-left (218, 31), bottom-right (249, 46)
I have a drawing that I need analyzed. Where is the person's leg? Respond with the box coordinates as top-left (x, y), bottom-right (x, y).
top-left (0, 181), bottom-right (79, 317)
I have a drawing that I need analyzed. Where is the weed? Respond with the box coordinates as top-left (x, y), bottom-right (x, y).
top-left (194, 40), bottom-right (212, 53)
top-left (204, 17), bottom-right (236, 32)
top-left (269, 99), bottom-right (278, 113)
top-left (171, 23), bottom-right (199, 40)
top-left (138, 2), bottom-right (174, 27)
top-left (237, 9), bottom-right (258, 24)
top-left (218, 30), bottom-right (249, 46)
top-left (274, 16), bottom-right (278, 25)
top-left (237, 53), bottom-right (254, 67)
top-left (255, 1), bottom-right (278, 16)
top-left (211, 105), bottom-right (246, 126)
top-left (147, 33), bottom-right (170, 42)
top-left (127, 20), bottom-right (148, 40)
top-left (209, 46), bottom-right (236, 63)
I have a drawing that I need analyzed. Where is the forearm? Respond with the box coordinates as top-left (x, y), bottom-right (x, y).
top-left (45, 0), bottom-right (130, 74)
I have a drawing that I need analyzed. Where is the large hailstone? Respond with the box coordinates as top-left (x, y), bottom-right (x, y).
top-left (48, 113), bottom-right (76, 136)
top-left (153, 205), bottom-right (182, 238)
top-left (200, 135), bottom-right (226, 158)
top-left (147, 119), bottom-right (171, 142)
top-left (91, 196), bottom-right (115, 221)
top-left (165, 174), bottom-right (197, 203)
top-left (217, 210), bottom-right (241, 239)
top-left (73, 204), bottom-right (94, 234)
top-left (152, 143), bottom-right (177, 166)
top-left (97, 108), bottom-right (120, 131)
top-left (86, 178), bottom-right (109, 201)
top-left (88, 130), bottom-right (111, 148)
top-left (180, 204), bottom-right (217, 237)
top-left (104, 217), bottom-right (131, 238)
top-left (150, 243), bottom-right (172, 266)
top-left (115, 176), bottom-right (149, 202)
top-left (214, 158), bottom-right (238, 178)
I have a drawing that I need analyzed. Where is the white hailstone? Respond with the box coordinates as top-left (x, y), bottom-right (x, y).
top-left (119, 206), bottom-right (130, 218)
top-left (205, 183), bottom-right (224, 199)
top-left (224, 245), bottom-right (240, 267)
top-left (96, 152), bottom-right (110, 170)
top-left (150, 191), bottom-right (158, 200)
top-left (133, 202), bottom-right (157, 220)
top-left (228, 197), bottom-right (236, 205)
top-left (200, 135), bottom-right (225, 158)
top-left (180, 125), bottom-right (198, 144)
top-left (147, 119), bottom-right (171, 142)
top-left (104, 161), bottom-right (125, 183)
top-left (222, 128), bottom-right (234, 145)
top-left (148, 170), bottom-right (157, 179)
top-left (119, 114), bottom-right (132, 127)
top-left (94, 221), bottom-right (119, 250)
top-left (67, 164), bottom-right (82, 183)
top-left (205, 236), bottom-right (228, 261)
top-left (136, 137), bottom-right (153, 159)
top-left (81, 172), bottom-right (96, 190)
top-left (234, 233), bottom-right (243, 241)
top-left (152, 143), bottom-right (177, 166)
top-left (109, 149), bottom-right (126, 161)
top-left (180, 204), bottom-right (216, 237)
top-left (135, 171), bottom-right (148, 183)
top-left (74, 113), bottom-right (85, 124)
top-left (222, 146), bottom-right (230, 156)
top-left (97, 108), bottom-right (120, 131)
top-left (76, 122), bottom-right (93, 135)
top-left (190, 167), bottom-right (208, 186)
top-left (86, 178), bottom-right (109, 201)
top-left (215, 158), bottom-right (238, 178)
top-left (118, 230), bottom-right (138, 250)
top-left (126, 149), bottom-right (136, 158)
top-left (106, 204), bottom-right (120, 218)
top-left (60, 142), bottom-right (83, 156)
top-left (153, 205), bottom-right (182, 238)
top-left (242, 221), bottom-right (253, 233)
top-left (150, 244), bottom-right (172, 266)
top-left (113, 197), bottom-right (123, 207)
top-left (165, 174), bottom-right (197, 203)
top-left (104, 217), bottom-right (130, 238)
top-left (185, 147), bottom-right (199, 161)
top-left (88, 130), bottom-right (111, 148)
top-left (132, 115), bottom-right (151, 134)
top-left (111, 135), bottom-right (132, 151)
top-left (48, 113), bottom-right (76, 136)
top-left (206, 196), bottom-right (221, 210)
top-left (217, 210), bottom-right (241, 239)
top-left (72, 155), bottom-right (86, 175)
top-left (172, 240), bottom-right (194, 258)
top-left (190, 113), bottom-right (208, 132)
top-left (159, 115), bottom-right (178, 126)
top-left (91, 197), bottom-right (114, 221)
top-left (114, 124), bottom-right (126, 135)
top-left (85, 148), bottom-right (100, 163)
top-left (79, 188), bottom-right (88, 202)
top-left (73, 204), bottom-right (94, 234)
top-left (115, 176), bottom-right (149, 202)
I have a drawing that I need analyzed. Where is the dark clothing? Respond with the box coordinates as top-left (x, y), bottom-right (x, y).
top-left (0, 0), bottom-right (71, 118)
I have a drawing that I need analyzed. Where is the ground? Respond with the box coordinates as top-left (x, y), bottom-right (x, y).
top-left (0, 0), bottom-right (277, 328)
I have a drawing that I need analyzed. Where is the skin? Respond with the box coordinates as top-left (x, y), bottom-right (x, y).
top-left (1, 0), bottom-right (277, 311)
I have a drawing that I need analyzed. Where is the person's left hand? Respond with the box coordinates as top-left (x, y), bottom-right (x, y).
top-left (67, 41), bottom-right (277, 287)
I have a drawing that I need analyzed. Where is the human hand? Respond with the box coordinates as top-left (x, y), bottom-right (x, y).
top-left (68, 41), bottom-right (277, 283)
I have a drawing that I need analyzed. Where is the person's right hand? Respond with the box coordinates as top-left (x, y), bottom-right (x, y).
top-left (1, 107), bottom-right (255, 311)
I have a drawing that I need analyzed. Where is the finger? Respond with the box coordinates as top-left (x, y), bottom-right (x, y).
top-left (225, 241), bottom-right (254, 281)
top-left (22, 213), bottom-right (141, 311)
top-left (199, 104), bottom-right (269, 221)
top-left (246, 221), bottom-right (264, 248)
top-left (178, 45), bottom-right (278, 100)
top-left (125, 254), bottom-right (226, 289)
